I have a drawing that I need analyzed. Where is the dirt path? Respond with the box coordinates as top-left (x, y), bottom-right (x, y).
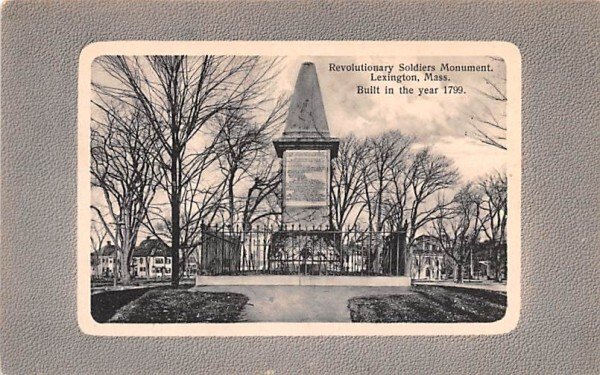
top-left (192, 285), bottom-right (413, 322)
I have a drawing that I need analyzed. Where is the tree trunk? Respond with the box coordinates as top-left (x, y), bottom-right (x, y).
top-left (373, 191), bottom-right (383, 273)
top-left (171, 151), bottom-right (181, 288)
top-left (119, 249), bottom-right (131, 285)
top-left (469, 251), bottom-right (474, 280)
top-left (404, 249), bottom-right (411, 278)
top-left (119, 220), bottom-right (133, 286)
top-left (456, 263), bottom-right (463, 283)
top-left (373, 233), bottom-right (382, 274)
top-left (227, 172), bottom-right (236, 229)
top-left (495, 245), bottom-right (502, 282)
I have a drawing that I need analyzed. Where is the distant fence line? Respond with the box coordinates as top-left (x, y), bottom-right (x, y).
top-left (199, 224), bottom-right (407, 277)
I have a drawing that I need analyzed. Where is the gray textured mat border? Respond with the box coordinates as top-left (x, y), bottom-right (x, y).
top-left (1, 1), bottom-right (598, 374)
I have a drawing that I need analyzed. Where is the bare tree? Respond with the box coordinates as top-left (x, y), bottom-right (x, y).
top-left (90, 219), bottom-right (108, 277)
top-left (405, 149), bottom-right (458, 252)
top-left (331, 135), bottom-right (368, 231)
top-left (387, 148), bottom-right (458, 236)
top-left (478, 171), bottom-right (508, 281)
top-left (240, 154), bottom-right (282, 231)
top-left (360, 131), bottom-right (413, 272)
top-left (385, 147), bottom-right (458, 276)
top-left (362, 131), bottom-right (413, 231)
top-left (213, 97), bottom-right (287, 229)
top-left (90, 219), bottom-right (108, 256)
top-left (144, 157), bottom-right (228, 280)
top-left (90, 105), bottom-right (160, 284)
top-left (430, 184), bottom-right (483, 283)
top-left (236, 153), bottom-right (283, 270)
top-left (469, 57), bottom-right (507, 150)
top-left (93, 55), bottom-right (282, 286)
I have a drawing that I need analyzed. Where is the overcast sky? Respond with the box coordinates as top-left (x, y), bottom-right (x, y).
top-left (90, 54), bottom-right (508, 240)
top-left (272, 55), bottom-right (507, 182)
top-left (91, 54), bottom-right (507, 182)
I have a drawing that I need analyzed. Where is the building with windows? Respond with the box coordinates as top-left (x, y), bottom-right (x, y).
top-left (94, 241), bottom-right (118, 278)
top-left (131, 237), bottom-right (172, 279)
top-left (131, 237), bottom-right (198, 279)
top-left (409, 235), bottom-right (446, 280)
top-left (91, 237), bottom-right (198, 280)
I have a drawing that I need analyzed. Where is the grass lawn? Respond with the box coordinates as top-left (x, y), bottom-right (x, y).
top-left (348, 285), bottom-right (506, 323)
top-left (91, 287), bottom-right (162, 323)
top-left (109, 289), bottom-right (249, 323)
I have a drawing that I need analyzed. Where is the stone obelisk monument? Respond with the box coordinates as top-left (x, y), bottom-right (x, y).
top-left (274, 62), bottom-right (339, 228)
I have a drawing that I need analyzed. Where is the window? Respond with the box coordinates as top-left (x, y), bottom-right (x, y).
top-left (140, 258), bottom-right (144, 264)
top-left (165, 269), bottom-right (171, 274)
top-left (166, 258), bottom-right (171, 264)
top-left (155, 258), bottom-right (164, 264)
top-left (140, 267), bottom-right (146, 272)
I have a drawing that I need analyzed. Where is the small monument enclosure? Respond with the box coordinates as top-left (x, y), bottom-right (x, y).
top-left (273, 62), bottom-right (339, 228)
top-left (197, 62), bottom-right (410, 285)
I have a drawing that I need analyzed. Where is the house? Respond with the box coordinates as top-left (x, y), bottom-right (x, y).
top-left (131, 237), bottom-right (172, 279)
top-left (91, 236), bottom-right (201, 280)
top-left (131, 237), bottom-right (199, 279)
top-left (94, 241), bottom-right (118, 278)
top-left (409, 235), bottom-right (446, 280)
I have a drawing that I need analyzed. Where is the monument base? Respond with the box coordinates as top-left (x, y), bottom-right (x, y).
top-left (196, 275), bottom-right (412, 287)
top-left (281, 206), bottom-right (329, 229)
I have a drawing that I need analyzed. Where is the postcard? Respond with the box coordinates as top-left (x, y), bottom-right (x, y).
top-left (77, 41), bottom-right (521, 336)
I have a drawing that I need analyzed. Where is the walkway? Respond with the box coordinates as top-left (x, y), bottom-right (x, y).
top-left (192, 285), bottom-right (413, 322)
top-left (91, 280), bottom-right (195, 295)
top-left (412, 280), bottom-right (507, 292)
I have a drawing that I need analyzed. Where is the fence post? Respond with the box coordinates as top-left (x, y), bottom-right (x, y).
top-left (389, 233), bottom-right (393, 275)
top-left (396, 232), bottom-right (400, 276)
top-left (219, 225), bottom-right (224, 275)
top-left (248, 224), bottom-right (253, 273)
top-left (368, 230), bottom-right (372, 275)
top-left (338, 230), bottom-right (342, 275)
top-left (200, 223), bottom-right (205, 274)
top-left (264, 226), bottom-right (268, 273)
top-left (237, 224), bottom-right (241, 273)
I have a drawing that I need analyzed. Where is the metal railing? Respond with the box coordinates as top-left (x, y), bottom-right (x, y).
top-left (199, 224), bottom-right (406, 276)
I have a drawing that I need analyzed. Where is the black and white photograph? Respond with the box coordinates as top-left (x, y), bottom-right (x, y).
top-left (78, 41), bottom-right (521, 335)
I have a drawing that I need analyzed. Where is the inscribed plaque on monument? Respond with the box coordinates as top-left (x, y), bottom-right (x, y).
top-left (284, 150), bottom-right (329, 207)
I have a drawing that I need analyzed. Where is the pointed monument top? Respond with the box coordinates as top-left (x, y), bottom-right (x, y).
top-left (282, 62), bottom-right (330, 139)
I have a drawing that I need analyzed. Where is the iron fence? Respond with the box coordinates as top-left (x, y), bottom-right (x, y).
top-left (199, 224), bottom-right (406, 276)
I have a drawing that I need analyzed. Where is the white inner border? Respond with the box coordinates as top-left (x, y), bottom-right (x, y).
top-left (78, 41), bottom-right (522, 337)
